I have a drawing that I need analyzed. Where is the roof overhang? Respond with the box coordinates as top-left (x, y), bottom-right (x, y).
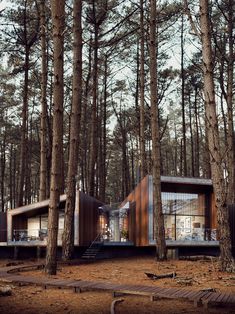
top-left (8, 195), bottom-right (67, 218)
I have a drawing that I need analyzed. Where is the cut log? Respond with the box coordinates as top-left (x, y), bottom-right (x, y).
top-left (145, 272), bottom-right (176, 280)
top-left (0, 286), bottom-right (12, 296)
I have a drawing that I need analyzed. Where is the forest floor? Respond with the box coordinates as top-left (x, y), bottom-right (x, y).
top-left (0, 256), bottom-right (235, 313)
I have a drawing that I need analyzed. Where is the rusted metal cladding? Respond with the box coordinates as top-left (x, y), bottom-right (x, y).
top-left (126, 176), bottom-right (149, 246)
top-left (0, 212), bottom-right (7, 242)
top-left (78, 192), bottom-right (103, 246)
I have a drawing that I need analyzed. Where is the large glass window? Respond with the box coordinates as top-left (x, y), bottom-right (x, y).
top-left (162, 192), bottom-right (207, 241)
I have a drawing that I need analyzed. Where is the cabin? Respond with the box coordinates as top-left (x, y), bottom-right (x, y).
top-left (0, 175), bottom-right (234, 258)
top-left (98, 175), bottom-right (218, 249)
top-left (4, 191), bottom-right (103, 248)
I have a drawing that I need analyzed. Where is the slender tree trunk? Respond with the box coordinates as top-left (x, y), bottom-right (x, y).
top-left (25, 118), bottom-right (32, 204)
top-left (149, 0), bottom-right (166, 260)
top-left (99, 55), bottom-right (108, 203)
top-left (194, 88), bottom-right (200, 177)
top-left (9, 144), bottom-right (13, 209)
top-left (226, 0), bottom-right (235, 204)
top-left (181, 14), bottom-right (187, 176)
top-left (88, 2), bottom-right (99, 197)
top-left (45, 0), bottom-right (65, 275)
top-left (200, 0), bottom-right (235, 272)
top-left (139, 0), bottom-right (147, 180)
top-left (189, 96), bottom-right (194, 177)
top-left (39, 0), bottom-right (48, 201)
top-left (62, 0), bottom-right (82, 261)
top-left (17, 46), bottom-right (29, 207)
top-left (0, 131), bottom-right (6, 211)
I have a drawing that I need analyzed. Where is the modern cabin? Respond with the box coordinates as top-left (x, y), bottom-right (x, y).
top-left (6, 191), bottom-right (103, 247)
top-left (1, 175), bottom-right (234, 258)
top-left (98, 175), bottom-right (219, 249)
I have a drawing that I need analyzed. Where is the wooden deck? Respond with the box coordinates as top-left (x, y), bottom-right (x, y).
top-left (0, 263), bottom-right (235, 309)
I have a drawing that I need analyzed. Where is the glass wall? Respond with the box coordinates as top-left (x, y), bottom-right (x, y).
top-left (162, 192), bottom-right (207, 241)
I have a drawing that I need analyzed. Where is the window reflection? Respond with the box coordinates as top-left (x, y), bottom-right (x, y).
top-left (162, 192), bottom-right (207, 241)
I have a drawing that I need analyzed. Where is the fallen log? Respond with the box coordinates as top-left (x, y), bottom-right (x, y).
top-left (179, 255), bottom-right (217, 261)
top-left (110, 298), bottom-right (124, 314)
top-left (145, 272), bottom-right (176, 280)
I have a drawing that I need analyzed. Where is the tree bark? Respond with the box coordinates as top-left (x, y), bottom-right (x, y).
top-left (199, 0), bottom-right (235, 272)
top-left (17, 12), bottom-right (29, 207)
top-left (88, 1), bottom-right (99, 197)
top-left (149, 0), bottom-right (166, 260)
top-left (181, 14), bottom-right (187, 176)
top-left (139, 0), bottom-right (147, 180)
top-left (226, 0), bottom-right (235, 204)
top-left (45, 0), bottom-right (65, 275)
top-left (62, 0), bottom-right (82, 261)
top-left (39, 0), bottom-right (48, 202)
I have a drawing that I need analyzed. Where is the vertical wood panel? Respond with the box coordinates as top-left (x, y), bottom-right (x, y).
top-left (78, 192), bottom-right (103, 246)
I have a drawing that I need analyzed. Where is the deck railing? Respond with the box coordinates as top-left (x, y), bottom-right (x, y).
top-left (165, 228), bottom-right (217, 241)
top-left (12, 228), bottom-right (64, 242)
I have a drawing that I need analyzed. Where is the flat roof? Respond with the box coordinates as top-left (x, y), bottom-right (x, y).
top-left (160, 176), bottom-right (212, 186)
top-left (8, 195), bottom-right (67, 217)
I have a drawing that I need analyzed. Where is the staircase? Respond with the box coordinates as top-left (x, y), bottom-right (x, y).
top-left (81, 234), bottom-right (103, 260)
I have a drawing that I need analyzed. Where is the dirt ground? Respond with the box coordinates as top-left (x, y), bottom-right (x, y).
top-left (0, 256), bottom-right (235, 314)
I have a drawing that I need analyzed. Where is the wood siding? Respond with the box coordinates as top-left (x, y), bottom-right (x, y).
top-left (78, 191), bottom-right (103, 246)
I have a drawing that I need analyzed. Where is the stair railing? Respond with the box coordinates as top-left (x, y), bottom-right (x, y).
top-left (87, 232), bottom-right (103, 249)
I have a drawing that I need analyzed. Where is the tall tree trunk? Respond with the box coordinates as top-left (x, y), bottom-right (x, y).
top-left (200, 0), bottom-right (235, 272)
top-left (25, 118), bottom-right (32, 204)
top-left (0, 131), bottom-right (6, 211)
top-left (17, 47), bottom-right (29, 207)
top-left (80, 36), bottom-right (92, 193)
top-left (188, 96), bottom-right (194, 177)
top-left (45, 0), bottom-right (65, 275)
top-left (88, 1), bottom-right (99, 197)
top-left (194, 88), bottom-right (200, 177)
top-left (39, 0), bottom-right (48, 201)
top-left (149, 0), bottom-right (166, 260)
top-left (226, 0), bottom-right (235, 204)
top-left (139, 0), bottom-right (147, 180)
top-left (9, 144), bottom-right (13, 209)
top-left (99, 55), bottom-right (108, 203)
top-left (181, 14), bottom-right (187, 176)
top-left (62, 0), bottom-right (82, 261)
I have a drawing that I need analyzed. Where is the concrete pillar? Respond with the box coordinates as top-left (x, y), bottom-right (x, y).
top-left (36, 246), bottom-right (41, 260)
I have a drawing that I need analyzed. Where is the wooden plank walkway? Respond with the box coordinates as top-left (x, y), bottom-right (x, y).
top-left (0, 263), bottom-right (235, 309)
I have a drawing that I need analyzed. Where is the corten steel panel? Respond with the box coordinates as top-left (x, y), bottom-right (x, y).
top-left (0, 212), bottom-right (7, 242)
top-left (140, 176), bottom-right (149, 246)
top-left (126, 176), bottom-right (149, 246)
top-left (123, 175), bottom-right (215, 247)
top-left (78, 192), bottom-right (103, 246)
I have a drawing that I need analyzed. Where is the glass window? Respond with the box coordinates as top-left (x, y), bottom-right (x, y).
top-left (162, 192), bottom-right (206, 216)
